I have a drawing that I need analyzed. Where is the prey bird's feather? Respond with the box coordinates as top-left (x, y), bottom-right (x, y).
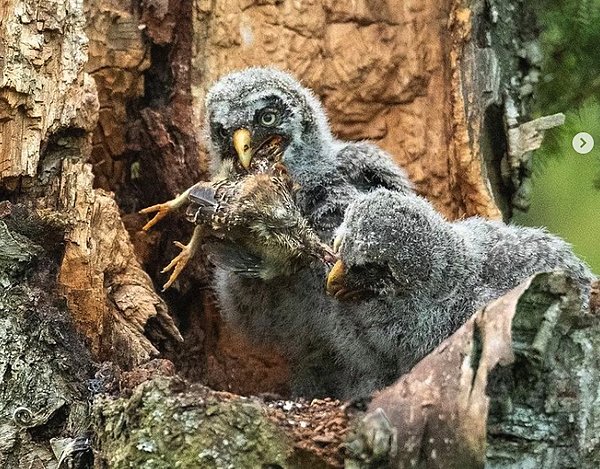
top-left (204, 241), bottom-right (265, 278)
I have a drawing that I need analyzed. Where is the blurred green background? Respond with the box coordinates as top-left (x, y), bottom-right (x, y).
top-left (513, 0), bottom-right (600, 274)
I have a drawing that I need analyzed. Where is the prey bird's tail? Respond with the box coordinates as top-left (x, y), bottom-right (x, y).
top-left (186, 185), bottom-right (219, 224)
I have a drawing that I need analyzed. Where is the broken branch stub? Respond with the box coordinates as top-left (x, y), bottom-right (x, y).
top-left (350, 272), bottom-right (597, 468)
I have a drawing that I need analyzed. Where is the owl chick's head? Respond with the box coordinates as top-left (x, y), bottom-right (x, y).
top-left (327, 189), bottom-right (455, 300)
top-left (205, 67), bottom-right (332, 174)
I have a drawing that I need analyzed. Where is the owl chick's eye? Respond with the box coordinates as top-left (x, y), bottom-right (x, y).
top-left (217, 126), bottom-right (228, 138)
top-left (258, 108), bottom-right (280, 127)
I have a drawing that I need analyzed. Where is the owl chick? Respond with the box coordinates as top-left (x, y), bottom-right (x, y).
top-left (328, 189), bottom-right (594, 304)
top-left (200, 67), bottom-right (594, 399)
top-left (322, 188), bottom-right (594, 395)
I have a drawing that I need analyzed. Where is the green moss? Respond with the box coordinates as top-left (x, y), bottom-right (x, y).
top-left (94, 378), bottom-right (293, 468)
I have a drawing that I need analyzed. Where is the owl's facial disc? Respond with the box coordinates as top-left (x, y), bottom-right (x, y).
top-left (207, 86), bottom-right (303, 172)
top-left (226, 102), bottom-right (292, 169)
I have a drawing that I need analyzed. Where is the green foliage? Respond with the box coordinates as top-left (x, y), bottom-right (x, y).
top-left (533, 100), bottom-right (600, 168)
top-left (515, 1), bottom-right (600, 274)
top-left (514, 101), bottom-right (600, 273)
top-left (534, 0), bottom-right (600, 113)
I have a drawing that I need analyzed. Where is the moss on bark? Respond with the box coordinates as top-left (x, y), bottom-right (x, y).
top-left (93, 377), bottom-right (294, 468)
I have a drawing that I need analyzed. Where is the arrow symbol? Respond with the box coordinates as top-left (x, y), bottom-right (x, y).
top-left (572, 132), bottom-right (594, 154)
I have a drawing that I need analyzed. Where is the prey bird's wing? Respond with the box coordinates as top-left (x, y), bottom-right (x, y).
top-left (186, 184), bottom-right (228, 224)
top-left (188, 184), bottom-right (218, 208)
top-left (203, 240), bottom-right (265, 278)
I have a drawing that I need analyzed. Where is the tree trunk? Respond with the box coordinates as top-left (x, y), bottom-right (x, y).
top-left (0, 0), bottom-right (594, 468)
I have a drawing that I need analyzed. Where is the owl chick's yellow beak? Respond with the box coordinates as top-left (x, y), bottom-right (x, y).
top-left (233, 128), bottom-right (253, 170)
top-left (326, 259), bottom-right (347, 296)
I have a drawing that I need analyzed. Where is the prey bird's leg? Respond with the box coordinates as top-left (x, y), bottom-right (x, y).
top-left (139, 184), bottom-right (197, 232)
top-left (161, 225), bottom-right (204, 290)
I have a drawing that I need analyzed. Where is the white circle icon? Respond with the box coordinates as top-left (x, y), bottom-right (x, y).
top-left (572, 132), bottom-right (594, 155)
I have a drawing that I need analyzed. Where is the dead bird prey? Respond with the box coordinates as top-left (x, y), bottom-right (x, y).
top-left (140, 135), bottom-right (335, 289)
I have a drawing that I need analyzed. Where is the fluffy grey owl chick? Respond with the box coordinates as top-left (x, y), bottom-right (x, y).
top-left (204, 67), bottom-right (592, 399)
top-left (204, 67), bottom-right (413, 240)
top-left (329, 189), bottom-right (593, 304)
top-left (204, 67), bottom-right (414, 397)
top-left (323, 188), bottom-right (594, 395)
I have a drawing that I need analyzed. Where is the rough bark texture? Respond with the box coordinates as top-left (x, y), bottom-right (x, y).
top-left (87, 274), bottom-right (599, 469)
top-left (0, 207), bottom-right (94, 468)
top-left (351, 273), bottom-right (600, 468)
top-left (191, 0), bottom-right (488, 219)
top-left (93, 377), bottom-right (293, 468)
top-left (0, 1), bottom-right (180, 465)
top-left (486, 275), bottom-right (600, 468)
top-left (1, 0), bottom-right (595, 468)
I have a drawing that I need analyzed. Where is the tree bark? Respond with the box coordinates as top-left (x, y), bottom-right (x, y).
top-left (0, 0), bottom-right (594, 468)
top-left (349, 273), bottom-right (600, 468)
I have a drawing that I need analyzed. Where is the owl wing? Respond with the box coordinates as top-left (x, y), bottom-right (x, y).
top-left (461, 218), bottom-right (595, 307)
top-left (334, 141), bottom-right (413, 194)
